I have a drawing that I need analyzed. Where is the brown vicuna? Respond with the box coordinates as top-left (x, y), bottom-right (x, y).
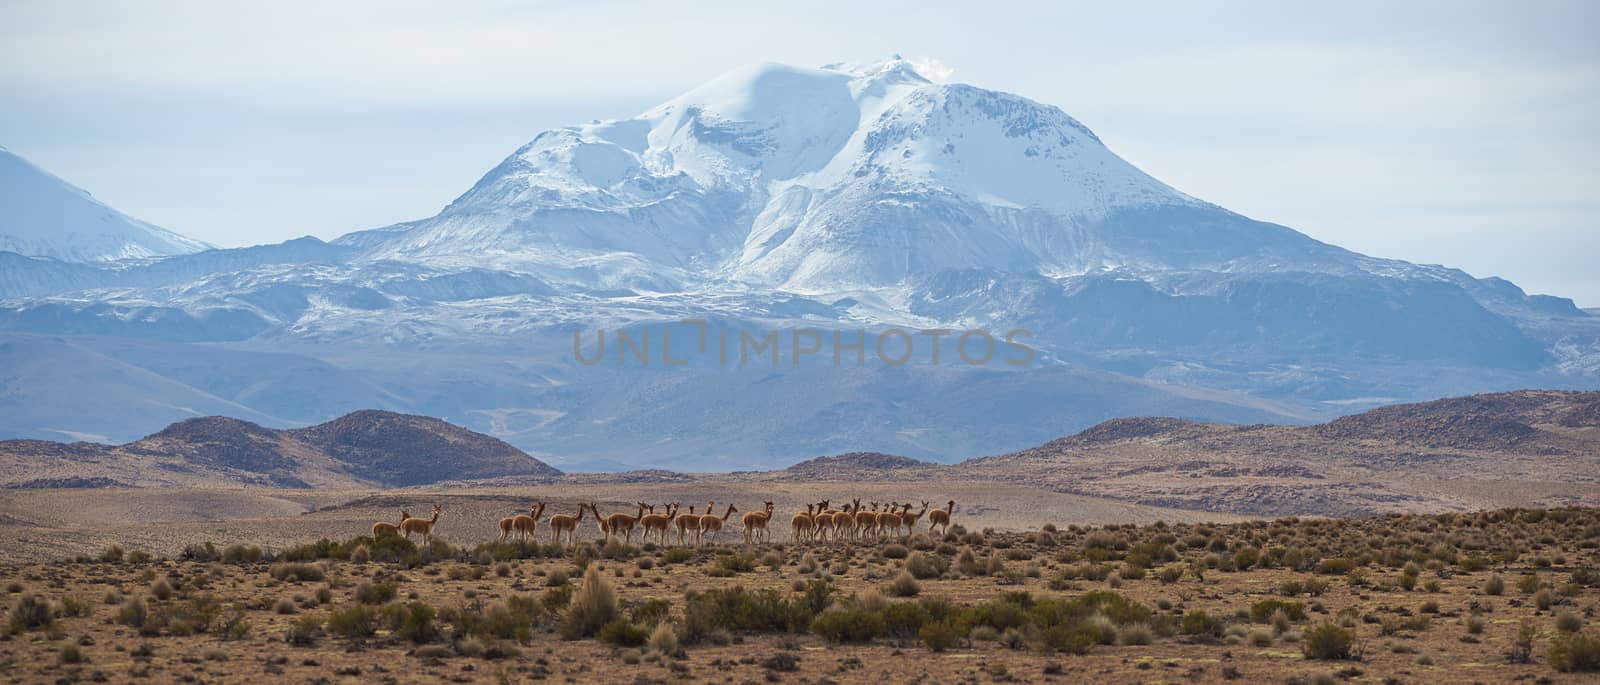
top-left (598, 502), bottom-right (646, 545)
top-left (854, 502), bottom-right (879, 541)
top-left (372, 510), bottom-right (404, 538)
top-left (400, 503), bottom-right (441, 543)
top-left (499, 502), bottom-right (545, 543)
top-left (791, 503), bottom-right (815, 544)
top-left (742, 501), bottom-right (774, 545)
top-left (900, 501), bottom-right (930, 537)
top-left (928, 499), bottom-right (955, 536)
top-left (548, 504), bottom-right (585, 547)
top-left (675, 505), bottom-right (701, 545)
top-left (876, 503), bottom-right (904, 540)
top-left (640, 503), bottom-right (676, 545)
top-left (832, 501), bottom-right (857, 541)
top-left (699, 503), bottom-right (738, 546)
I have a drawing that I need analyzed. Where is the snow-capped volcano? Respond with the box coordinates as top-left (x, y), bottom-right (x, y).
top-left (345, 58), bottom-right (1265, 291)
top-left (2, 58), bottom-right (1596, 470)
top-left (0, 146), bottom-right (211, 262)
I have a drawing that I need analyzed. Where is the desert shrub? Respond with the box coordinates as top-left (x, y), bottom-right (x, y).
top-left (1250, 599), bottom-right (1306, 623)
top-left (559, 566), bottom-right (619, 640)
top-left (286, 611), bottom-right (320, 643)
top-left (1535, 587), bottom-right (1555, 611)
top-left (905, 552), bottom-right (949, 580)
top-left (920, 620), bottom-right (960, 652)
top-left (221, 544), bottom-right (263, 564)
top-left (1459, 556), bottom-right (1489, 572)
top-left (1118, 622), bottom-right (1154, 645)
top-left (1302, 622), bottom-right (1354, 660)
top-left (1556, 611), bottom-right (1585, 633)
top-left (115, 596), bottom-right (150, 630)
top-left (680, 587), bottom-right (812, 644)
top-left (6, 595), bottom-right (57, 634)
top-left (812, 606), bottom-right (886, 643)
top-left (711, 552), bottom-right (756, 576)
top-left (881, 601), bottom-right (932, 639)
top-left (883, 544), bottom-right (909, 559)
top-left (354, 580), bottom-right (397, 605)
top-left (99, 545), bottom-right (124, 563)
top-left (1182, 610), bottom-right (1224, 638)
top-left (587, 617), bottom-right (643, 647)
top-left (270, 563), bottom-right (325, 583)
top-left (1571, 568), bottom-right (1600, 587)
top-left (1233, 547), bottom-right (1260, 571)
top-left (1040, 624), bottom-right (1099, 655)
top-left (386, 601), bottom-right (439, 643)
top-left (663, 548), bottom-right (695, 564)
top-left (181, 542), bottom-right (218, 562)
top-left (327, 604), bottom-right (378, 639)
top-left (887, 571), bottom-right (922, 597)
top-left (648, 620), bottom-right (679, 654)
top-left (1549, 629), bottom-right (1600, 672)
top-left (1157, 565), bottom-right (1184, 584)
top-left (150, 578), bottom-right (173, 600)
top-left (1517, 573), bottom-right (1543, 594)
top-left (1484, 574), bottom-right (1505, 595)
top-left (1316, 558), bottom-right (1356, 575)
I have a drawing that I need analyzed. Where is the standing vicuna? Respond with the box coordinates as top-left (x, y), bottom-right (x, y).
top-left (499, 502), bottom-right (545, 543)
top-left (400, 503), bottom-right (442, 544)
top-left (372, 510), bottom-right (404, 538)
top-left (742, 501), bottom-right (774, 545)
top-left (876, 503), bottom-right (905, 541)
top-left (791, 504), bottom-right (815, 544)
top-left (900, 502), bottom-right (930, 538)
top-left (640, 503), bottom-right (676, 545)
top-left (853, 502), bottom-right (879, 541)
top-left (675, 505), bottom-right (701, 546)
top-left (928, 499), bottom-right (956, 536)
top-left (548, 504), bottom-right (585, 548)
top-left (699, 503), bottom-right (738, 546)
top-left (596, 502), bottom-right (646, 545)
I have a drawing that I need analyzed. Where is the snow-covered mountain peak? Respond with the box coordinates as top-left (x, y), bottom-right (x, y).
top-left (352, 59), bottom-right (1298, 291)
top-left (0, 146), bottom-right (212, 263)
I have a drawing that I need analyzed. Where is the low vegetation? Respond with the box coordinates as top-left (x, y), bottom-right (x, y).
top-left (1, 505), bottom-right (1598, 682)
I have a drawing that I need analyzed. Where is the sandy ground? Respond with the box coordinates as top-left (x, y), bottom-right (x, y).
top-left (0, 481), bottom-right (1251, 564)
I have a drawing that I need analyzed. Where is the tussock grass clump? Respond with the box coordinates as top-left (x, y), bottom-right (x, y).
top-left (905, 552), bottom-right (949, 580)
top-left (1549, 629), bottom-right (1600, 672)
top-left (598, 619), bottom-right (649, 646)
top-left (1302, 622), bottom-right (1354, 660)
top-left (327, 604), bottom-right (378, 639)
top-left (5, 594), bottom-right (57, 634)
top-left (559, 566), bottom-right (619, 640)
top-left (1250, 599), bottom-right (1306, 623)
top-left (887, 571), bottom-right (922, 597)
top-left (286, 611), bottom-right (320, 643)
top-left (354, 580), bottom-right (397, 605)
top-left (680, 586), bottom-right (814, 644)
top-left (1484, 574), bottom-right (1506, 595)
top-left (269, 563), bottom-right (325, 583)
top-left (647, 620), bottom-right (679, 654)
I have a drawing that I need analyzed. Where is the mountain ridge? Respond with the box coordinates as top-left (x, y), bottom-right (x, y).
top-left (0, 409), bottom-right (561, 489)
top-left (1, 58), bottom-right (1596, 469)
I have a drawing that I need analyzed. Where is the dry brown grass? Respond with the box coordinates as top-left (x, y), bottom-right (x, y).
top-left (0, 502), bottom-right (1596, 682)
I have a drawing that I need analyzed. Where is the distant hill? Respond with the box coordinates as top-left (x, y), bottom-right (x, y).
top-left (955, 390), bottom-right (1600, 516)
top-left (0, 410), bottom-right (560, 489)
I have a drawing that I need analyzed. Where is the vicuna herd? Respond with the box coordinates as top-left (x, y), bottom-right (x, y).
top-left (370, 499), bottom-right (957, 548)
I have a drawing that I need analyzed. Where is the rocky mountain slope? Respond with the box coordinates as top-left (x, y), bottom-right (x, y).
top-left (1, 58), bottom-right (1596, 470)
top-left (952, 389), bottom-right (1600, 516)
top-left (0, 410), bottom-right (560, 489)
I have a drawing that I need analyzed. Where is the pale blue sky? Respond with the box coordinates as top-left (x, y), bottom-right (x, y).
top-left (3, 0), bottom-right (1596, 304)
